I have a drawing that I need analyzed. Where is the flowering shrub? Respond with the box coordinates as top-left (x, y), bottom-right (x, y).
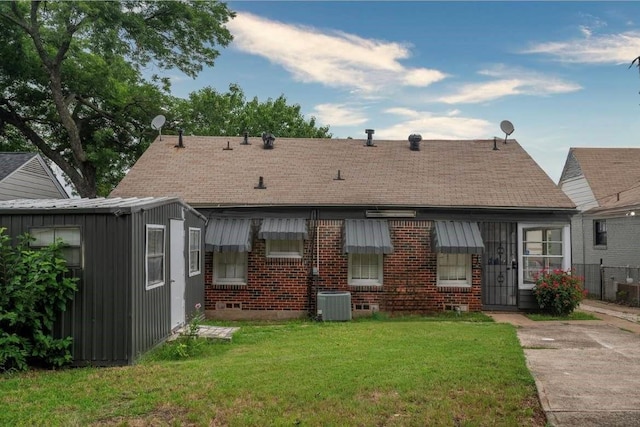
top-left (533, 269), bottom-right (587, 316)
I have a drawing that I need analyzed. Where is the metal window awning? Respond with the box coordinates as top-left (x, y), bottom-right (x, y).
top-left (258, 218), bottom-right (308, 240)
top-left (432, 221), bottom-right (484, 254)
top-left (205, 218), bottom-right (252, 252)
top-left (343, 219), bottom-right (394, 254)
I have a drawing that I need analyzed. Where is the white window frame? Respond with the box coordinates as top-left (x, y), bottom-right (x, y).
top-left (437, 253), bottom-right (472, 287)
top-left (188, 227), bottom-right (202, 276)
top-left (214, 251), bottom-right (248, 285)
top-left (348, 253), bottom-right (383, 286)
top-left (29, 226), bottom-right (82, 268)
top-left (146, 224), bottom-right (165, 290)
top-left (518, 223), bottom-right (571, 290)
top-left (265, 239), bottom-right (304, 258)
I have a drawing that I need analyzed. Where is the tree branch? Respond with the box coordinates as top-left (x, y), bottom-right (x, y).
top-left (0, 100), bottom-right (86, 194)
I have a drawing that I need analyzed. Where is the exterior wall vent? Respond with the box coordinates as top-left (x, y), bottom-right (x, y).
top-left (317, 291), bottom-right (352, 321)
top-left (215, 301), bottom-right (242, 310)
top-left (443, 303), bottom-right (468, 313)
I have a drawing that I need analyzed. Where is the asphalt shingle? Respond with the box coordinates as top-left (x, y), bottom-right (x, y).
top-left (110, 136), bottom-right (574, 210)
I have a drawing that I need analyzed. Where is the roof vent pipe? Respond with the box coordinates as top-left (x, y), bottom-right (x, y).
top-left (365, 129), bottom-right (375, 147)
top-left (176, 128), bottom-right (184, 148)
top-left (254, 176), bottom-right (266, 189)
top-left (241, 131), bottom-right (250, 145)
top-left (262, 132), bottom-right (275, 149)
top-left (408, 134), bottom-right (422, 151)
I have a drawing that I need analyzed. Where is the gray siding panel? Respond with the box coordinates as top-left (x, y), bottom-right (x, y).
top-left (560, 176), bottom-right (597, 211)
top-left (0, 213), bottom-right (131, 365)
top-left (0, 199), bottom-right (202, 366)
top-left (130, 202), bottom-right (186, 361)
top-left (184, 210), bottom-right (206, 320)
top-left (577, 215), bottom-right (640, 267)
top-left (0, 159), bottom-right (67, 200)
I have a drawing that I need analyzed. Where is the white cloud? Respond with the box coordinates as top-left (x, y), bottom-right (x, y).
top-left (523, 31), bottom-right (640, 64)
top-left (384, 107), bottom-right (421, 119)
top-left (310, 103), bottom-right (368, 127)
top-left (403, 69), bottom-right (448, 87)
top-left (374, 108), bottom-right (492, 140)
top-left (227, 12), bottom-right (447, 93)
top-left (438, 65), bottom-right (581, 104)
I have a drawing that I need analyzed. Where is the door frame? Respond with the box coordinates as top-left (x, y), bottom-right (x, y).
top-left (170, 219), bottom-right (186, 329)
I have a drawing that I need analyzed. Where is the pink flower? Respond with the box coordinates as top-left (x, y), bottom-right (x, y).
top-left (195, 303), bottom-right (202, 310)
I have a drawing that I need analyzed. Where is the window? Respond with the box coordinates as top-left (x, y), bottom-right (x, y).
top-left (594, 220), bottom-right (607, 246)
top-left (146, 225), bottom-right (165, 289)
top-left (348, 253), bottom-right (383, 285)
top-left (519, 224), bottom-right (570, 288)
top-left (214, 252), bottom-right (247, 284)
top-left (266, 239), bottom-right (303, 258)
top-left (437, 253), bottom-right (472, 287)
top-left (30, 227), bottom-right (82, 267)
top-left (189, 228), bottom-right (202, 276)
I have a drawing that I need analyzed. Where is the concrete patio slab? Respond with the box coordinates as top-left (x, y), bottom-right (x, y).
top-left (168, 325), bottom-right (239, 341)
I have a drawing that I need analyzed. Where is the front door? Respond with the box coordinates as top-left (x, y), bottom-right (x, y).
top-left (170, 219), bottom-right (186, 329)
top-left (480, 222), bottom-right (518, 309)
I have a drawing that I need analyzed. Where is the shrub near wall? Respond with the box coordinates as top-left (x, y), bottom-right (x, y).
top-left (0, 231), bottom-right (77, 372)
top-left (533, 269), bottom-right (586, 316)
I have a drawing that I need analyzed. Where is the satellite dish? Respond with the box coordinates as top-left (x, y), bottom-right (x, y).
top-left (500, 120), bottom-right (514, 136)
top-left (500, 120), bottom-right (514, 144)
top-left (151, 115), bottom-right (166, 141)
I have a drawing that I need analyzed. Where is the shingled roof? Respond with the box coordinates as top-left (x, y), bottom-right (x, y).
top-left (110, 135), bottom-right (574, 210)
top-left (0, 152), bottom-right (38, 180)
top-left (561, 148), bottom-right (640, 205)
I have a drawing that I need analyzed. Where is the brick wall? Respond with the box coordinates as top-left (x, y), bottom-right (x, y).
top-left (204, 219), bottom-right (482, 318)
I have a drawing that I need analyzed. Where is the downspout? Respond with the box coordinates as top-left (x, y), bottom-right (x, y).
top-left (307, 209), bottom-right (320, 318)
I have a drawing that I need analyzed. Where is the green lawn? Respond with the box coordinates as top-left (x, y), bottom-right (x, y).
top-left (1, 316), bottom-right (545, 426)
top-left (526, 311), bottom-right (599, 321)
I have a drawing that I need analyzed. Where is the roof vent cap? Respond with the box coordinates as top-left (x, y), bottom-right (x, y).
top-left (176, 128), bottom-right (185, 148)
top-left (364, 129), bottom-right (375, 147)
top-left (408, 134), bottom-right (422, 151)
top-left (262, 132), bottom-right (275, 149)
top-left (241, 131), bottom-right (251, 145)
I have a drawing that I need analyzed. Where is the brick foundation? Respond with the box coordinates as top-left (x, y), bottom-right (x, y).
top-left (205, 219), bottom-right (482, 319)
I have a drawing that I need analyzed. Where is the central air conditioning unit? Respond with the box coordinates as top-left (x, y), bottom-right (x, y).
top-left (317, 291), bottom-right (352, 321)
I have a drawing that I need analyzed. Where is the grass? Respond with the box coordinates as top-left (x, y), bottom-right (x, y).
top-left (526, 311), bottom-right (599, 321)
top-left (0, 316), bottom-right (545, 426)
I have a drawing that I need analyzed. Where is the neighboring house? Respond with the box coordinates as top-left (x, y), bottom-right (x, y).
top-left (559, 148), bottom-right (640, 267)
top-left (111, 133), bottom-right (575, 319)
top-left (0, 152), bottom-right (68, 200)
top-left (0, 197), bottom-right (206, 366)
top-left (559, 147), bottom-right (640, 297)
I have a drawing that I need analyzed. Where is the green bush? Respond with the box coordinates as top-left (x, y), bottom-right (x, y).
top-left (533, 269), bottom-right (587, 316)
top-left (0, 230), bottom-right (77, 372)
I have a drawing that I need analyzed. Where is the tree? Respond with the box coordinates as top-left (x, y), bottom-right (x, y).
top-left (172, 84), bottom-right (332, 138)
top-left (0, 1), bottom-right (234, 197)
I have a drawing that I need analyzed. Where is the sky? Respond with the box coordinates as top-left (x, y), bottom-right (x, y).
top-left (167, 1), bottom-right (640, 184)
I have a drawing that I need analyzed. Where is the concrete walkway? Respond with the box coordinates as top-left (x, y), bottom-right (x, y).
top-left (488, 302), bottom-right (640, 427)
